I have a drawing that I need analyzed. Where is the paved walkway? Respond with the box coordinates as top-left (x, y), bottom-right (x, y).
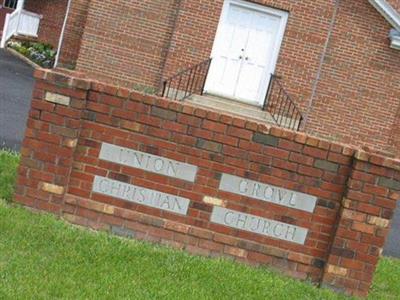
top-left (0, 49), bottom-right (34, 151)
top-left (0, 48), bottom-right (399, 258)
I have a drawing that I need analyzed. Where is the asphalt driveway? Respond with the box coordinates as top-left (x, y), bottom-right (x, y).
top-left (0, 49), bottom-right (34, 151)
top-left (383, 201), bottom-right (400, 258)
top-left (0, 48), bottom-right (399, 258)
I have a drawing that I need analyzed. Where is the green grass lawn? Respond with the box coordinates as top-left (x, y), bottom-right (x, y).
top-left (0, 149), bottom-right (19, 202)
top-left (0, 149), bottom-right (399, 299)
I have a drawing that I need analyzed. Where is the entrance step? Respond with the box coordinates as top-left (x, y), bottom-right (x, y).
top-left (187, 94), bottom-right (277, 125)
top-left (12, 35), bottom-right (39, 43)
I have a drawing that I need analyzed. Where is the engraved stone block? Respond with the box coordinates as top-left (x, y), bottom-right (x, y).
top-left (219, 174), bottom-right (317, 212)
top-left (92, 176), bottom-right (190, 215)
top-left (211, 206), bottom-right (308, 244)
top-left (99, 143), bottom-right (197, 182)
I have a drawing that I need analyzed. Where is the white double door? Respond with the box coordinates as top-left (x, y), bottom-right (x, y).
top-left (205, 0), bottom-right (288, 106)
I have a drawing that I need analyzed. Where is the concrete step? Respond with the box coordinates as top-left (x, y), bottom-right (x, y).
top-left (12, 35), bottom-right (39, 43)
top-left (187, 94), bottom-right (277, 125)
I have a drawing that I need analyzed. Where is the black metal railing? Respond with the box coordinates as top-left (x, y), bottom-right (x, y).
top-left (161, 58), bottom-right (212, 101)
top-left (263, 75), bottom-right (304, 131)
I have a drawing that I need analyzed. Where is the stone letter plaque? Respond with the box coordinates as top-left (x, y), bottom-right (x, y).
top-left (92, 176), bottom-right (190, 215)
top-left (99, 143), bottom-right (198, 182)
top-left (219, 174), bottom-right (317, 212)
top-left (211, 207), bottom-right (308, 244)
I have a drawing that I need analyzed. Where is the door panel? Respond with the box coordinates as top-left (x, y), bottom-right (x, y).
top-left (206, 1), bottom-right (287, 105)
top-left (235, 12), bottom-right (280, 103)
top-left (207, 5), bottom-right (251, 98)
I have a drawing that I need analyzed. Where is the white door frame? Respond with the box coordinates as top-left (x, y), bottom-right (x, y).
top-left (205, 0), bottom-right (288, 106)
top-left (16, 0), bottom-right (24, 10)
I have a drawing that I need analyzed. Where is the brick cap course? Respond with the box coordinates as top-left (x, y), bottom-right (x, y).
top-left (35, 68), bottom-right (400, 169)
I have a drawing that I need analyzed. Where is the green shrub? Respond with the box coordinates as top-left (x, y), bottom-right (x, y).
top-left (8, 41), bottom-right (56, 68)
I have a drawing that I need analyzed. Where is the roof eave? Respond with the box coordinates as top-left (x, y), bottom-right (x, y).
top-left (368, 0), bottom-right (400, 31)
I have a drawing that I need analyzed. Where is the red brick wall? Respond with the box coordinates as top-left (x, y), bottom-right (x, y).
top-left (25, 0), bottom-right (68, 49)
top-left (75, 0), bottom-right (180, 89)
top-left (15, 69), bottom-right (400, 297)
top-left (322, 155), bottom-right (400, 293)
top-left (160, 0), bottom-right (224, 79)
top-left (390, 110), bottom-right (400, 153)
top-left (304, 0), bottom-right (400, 156)
top-left (0, 7), bottom-right (13, 32)
top-left (57, 0), bottom-right (90, 69)
top-left (65, 0), bottom-right (400, 157)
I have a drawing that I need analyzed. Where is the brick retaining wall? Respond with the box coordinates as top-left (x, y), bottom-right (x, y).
top-left (15, 69), bottom-right (400, 297)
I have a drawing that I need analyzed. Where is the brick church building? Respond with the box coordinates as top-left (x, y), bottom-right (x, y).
top-left (1, 0), bottom-right (400, 155)
top-left (6, 1), bottom-right (400, 297)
